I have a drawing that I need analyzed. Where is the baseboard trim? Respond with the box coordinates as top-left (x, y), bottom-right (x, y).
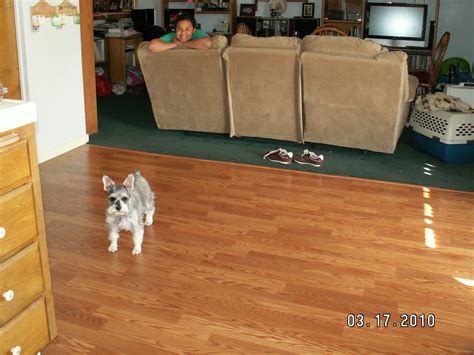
top-left (38, 134), bottom-right (89, 163)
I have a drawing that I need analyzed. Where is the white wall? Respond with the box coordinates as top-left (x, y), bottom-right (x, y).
top-left (438, 0), bottom-right (474, 69)
top-left (15, 0), bottom-right (88, 163)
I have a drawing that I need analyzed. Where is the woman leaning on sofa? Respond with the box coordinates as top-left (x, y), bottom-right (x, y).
top-left (148, 14), bottom-right (212, 52)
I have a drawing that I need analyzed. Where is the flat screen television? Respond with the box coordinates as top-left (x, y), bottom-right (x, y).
top-left (364, 3), bottom-right (428, 48)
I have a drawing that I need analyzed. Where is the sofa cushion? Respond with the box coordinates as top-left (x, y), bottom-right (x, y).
top-left (137, 42), bottom-right (230, 134)
top-left (375, 50), bottom-right (412, 102)
top-left (231, 34), bottom-right (301, 50)
top-left (374, 50), bottom-right (407, 63)
top-left (210, 35), bottom-right (228, 49)
top-left (302, 36), bottom-right (387, 58)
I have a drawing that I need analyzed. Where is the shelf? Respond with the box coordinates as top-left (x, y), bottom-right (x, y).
top-left (234, 17), bottom-right (320, 38)
top-left (388, 47), bottom-right (432, 55)
top-left (197, 10), bottom-right (229, 14)
top-left (323, 19), bottom-right (362, 24)
top-left (93, 12), bottom-right (131, 20)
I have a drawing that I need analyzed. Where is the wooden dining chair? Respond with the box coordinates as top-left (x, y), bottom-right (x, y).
top-left (410, 31), bottom-right (450, 94)
top-left (236, 22), bottom-right (252, 35)
top-left (311, 24), bottom-right (347, 36)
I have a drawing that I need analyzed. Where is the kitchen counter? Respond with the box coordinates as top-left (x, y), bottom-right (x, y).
top-left (0, 99), bottom-right (37, 133)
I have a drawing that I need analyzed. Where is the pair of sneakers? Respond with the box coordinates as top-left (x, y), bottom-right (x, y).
top-left (263, 148), bottom-right (324, 167)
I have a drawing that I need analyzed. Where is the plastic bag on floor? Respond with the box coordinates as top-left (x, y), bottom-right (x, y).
top-left (126, 67), bottom-right (145, 87)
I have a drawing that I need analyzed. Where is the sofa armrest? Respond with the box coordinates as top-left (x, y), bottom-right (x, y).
top-left (375, 50), bottom-right (417, 103)
top-left (407, 75), bottom-right (420, 102)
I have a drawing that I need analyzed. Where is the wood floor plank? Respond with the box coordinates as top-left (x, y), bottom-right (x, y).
top-left (40, 145), bottom-right (474, 353)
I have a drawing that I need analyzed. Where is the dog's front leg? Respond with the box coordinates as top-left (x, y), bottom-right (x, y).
top-left (108, 227), bottom-right (120, 253)
top-left (145, 207), bottom-right (155, 226)
top-left (132, 226), bottom-right (144, 255)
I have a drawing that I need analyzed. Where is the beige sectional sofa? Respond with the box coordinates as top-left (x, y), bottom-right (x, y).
top-left (223, 35), bottom-right (304, 142)
top-left (301, 36), bottom-right (418, 153)
top-left (137, 36), bottom-right (229, 134)
top-left (138, 34), bottom-right (418, 153)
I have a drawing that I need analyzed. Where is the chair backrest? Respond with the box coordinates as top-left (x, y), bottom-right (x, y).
top-left (236, 22), bottom-right (252, 35)
top-left (427, 31), bottom-right (450, 88)
top-left (311, 24), bottom-right (347, 36)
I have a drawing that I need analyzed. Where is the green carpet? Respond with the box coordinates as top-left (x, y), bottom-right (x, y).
top-left (89, 91), bottom-right (474, 192)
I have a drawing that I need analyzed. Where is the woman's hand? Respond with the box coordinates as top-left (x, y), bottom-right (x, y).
top-left (171, 38), bottom-right (183, 46)
top-left (148, 38), bottom-right (179, 52)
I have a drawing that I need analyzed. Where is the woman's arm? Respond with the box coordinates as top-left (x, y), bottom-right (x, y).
top-left (148, 38), bottom-right (178, 52)
top-left (180, 36), bottom-right (212, 50)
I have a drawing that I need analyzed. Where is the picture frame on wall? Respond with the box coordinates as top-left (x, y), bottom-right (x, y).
top-left (302, 2), bottom-right (314, 18)
top-left (240, 4), bottom-right (256, 17)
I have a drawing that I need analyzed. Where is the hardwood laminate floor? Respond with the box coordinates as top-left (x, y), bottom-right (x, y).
top-left (41, 145), bottom-right (473, 353)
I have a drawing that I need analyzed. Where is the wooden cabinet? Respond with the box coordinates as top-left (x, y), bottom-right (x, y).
top-left (256, 17), bottom-right (292, 37)
top-left (93, 0), bottom-right (134, 20)
top-left (0, 123), bottom-right (57, 353)
top-left (234, 17), bottom-right (320, 38)
top-left (106, 34), bottom-right (143, 84)
top-left (392, 47), bottom-right (433, 71)
top-left (322, 0), bottom-right (365, 37)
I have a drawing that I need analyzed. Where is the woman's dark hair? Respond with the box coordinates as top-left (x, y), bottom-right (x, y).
top-left (174, 14), bottom-right (197, 28)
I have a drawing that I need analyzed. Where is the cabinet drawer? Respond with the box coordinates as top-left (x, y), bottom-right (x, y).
top-left (0, 183), bottom-right (38, 260)
top-left (0, 297), bottom-right (50, 354)
top-left (0, 243), bottom-right (44, 326)
top-left (0, 139), bottom-right (31, 192)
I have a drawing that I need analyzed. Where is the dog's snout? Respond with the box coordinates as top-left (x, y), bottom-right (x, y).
top-left (115, 202), bottom-right (121, 211)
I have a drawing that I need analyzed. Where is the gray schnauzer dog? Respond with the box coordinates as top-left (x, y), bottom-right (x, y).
top-left (102, 171), bottom-right (155, 255)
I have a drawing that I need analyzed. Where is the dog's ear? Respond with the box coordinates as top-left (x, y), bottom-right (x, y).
top-left (102, 175), bottom-right (115, 191)
top-left (123, 174), bottom-right (135, 191)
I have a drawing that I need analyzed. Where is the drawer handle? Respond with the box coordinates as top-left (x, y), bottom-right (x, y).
top-left (10, 346), bottom-right (21, 355)
top-left (0, 227), bottom-right (5, 239)
top-left (3, 290), bottom-right (15, 302)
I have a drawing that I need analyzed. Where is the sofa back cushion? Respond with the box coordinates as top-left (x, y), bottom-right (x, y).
top-left (223, 44), bottom-right (303, 142)
top-left (210, 35), bottom-right (228, 49)
top-left (302, 36), bottom-right (387, 58)
top-left (231, 34), bottom-right (301, 50)
top-left (300, 46), bottom-right (415, 153)
top-left (137, 41), bottom-right (229, 134)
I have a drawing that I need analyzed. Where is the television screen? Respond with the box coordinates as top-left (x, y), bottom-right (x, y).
top-left (365, 3), bottom-right (427, 41)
